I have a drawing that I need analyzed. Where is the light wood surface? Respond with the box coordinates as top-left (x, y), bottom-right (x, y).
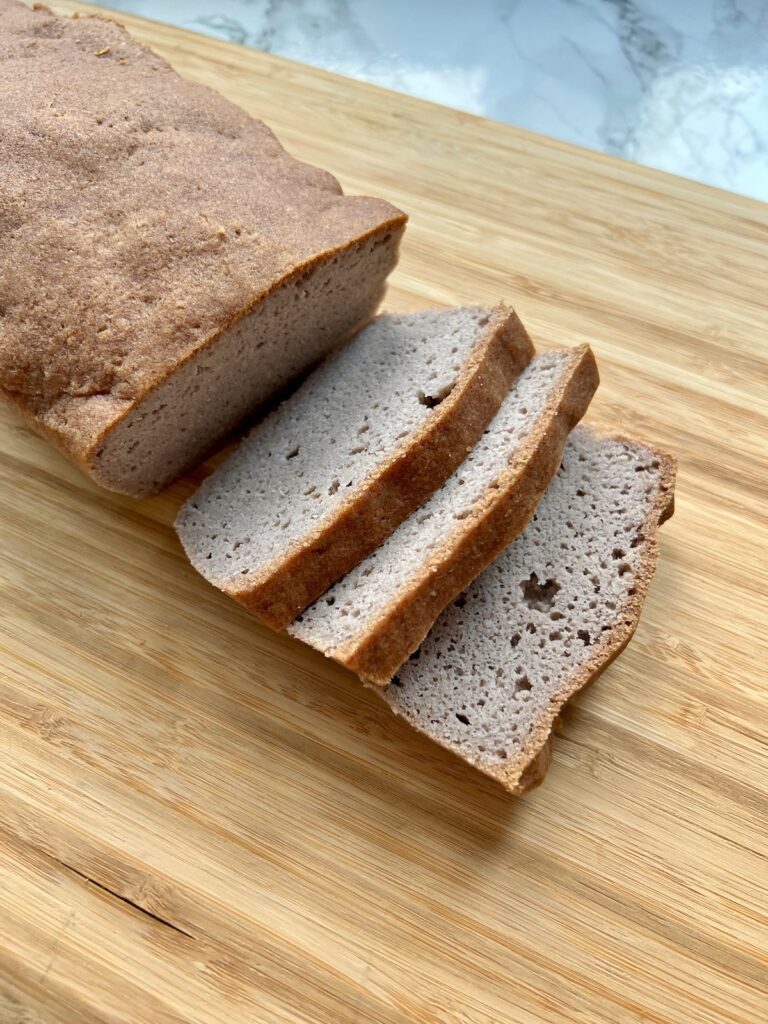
top-left (1, 3), bottom-right (766, 1022)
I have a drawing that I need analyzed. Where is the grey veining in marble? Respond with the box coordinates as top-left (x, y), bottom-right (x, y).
top-left (99, 0), bottom-right (768, 201)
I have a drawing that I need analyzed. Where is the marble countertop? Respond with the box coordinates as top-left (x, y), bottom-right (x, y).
top-left (100, 0), bottom-right (767, 202)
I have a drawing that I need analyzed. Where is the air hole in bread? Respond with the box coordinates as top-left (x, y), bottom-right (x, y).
top-left (417, 382), bottom-right (454, 409)
top-left (520, 572), bottom-right (560, 611)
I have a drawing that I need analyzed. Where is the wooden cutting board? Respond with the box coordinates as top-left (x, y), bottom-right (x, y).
top-left (1, 4), bottom-right (766, 1022)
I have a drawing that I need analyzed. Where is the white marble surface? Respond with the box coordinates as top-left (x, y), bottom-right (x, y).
top-left (101, 0), bottom-right (768, 201)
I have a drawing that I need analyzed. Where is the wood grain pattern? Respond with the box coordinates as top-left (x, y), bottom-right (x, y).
top-left (1, 3), bottom-right (766, 1022)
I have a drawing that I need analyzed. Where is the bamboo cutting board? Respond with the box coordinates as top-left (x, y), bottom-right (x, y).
top-left (1, 4), bottom-right (766, 1022)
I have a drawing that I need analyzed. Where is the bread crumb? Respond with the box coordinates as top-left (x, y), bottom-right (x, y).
top-left (95, 46), bottom-right (110, 57)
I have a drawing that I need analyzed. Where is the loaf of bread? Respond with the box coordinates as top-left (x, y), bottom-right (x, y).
top-left (176, 306), bottom-right (534, 628)
top-left (290, 346), bottom-right (599, 683)
top-left (0, 0), bottom-right (405, 495)
top-left (384, 428), bottom-right (676, 792)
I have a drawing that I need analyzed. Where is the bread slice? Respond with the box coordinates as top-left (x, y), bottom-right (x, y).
top-left (176, 306), bottom-right (534, 629)
top-left (383, 427), bottom-right (676, 793)
top-left (290, 346), bottom-right (599, 683)
top-left (0, 0), bottom-right (405, 495)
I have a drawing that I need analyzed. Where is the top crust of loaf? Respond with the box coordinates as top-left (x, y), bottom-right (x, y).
top-left (0, 0), bottom-right (405, 460)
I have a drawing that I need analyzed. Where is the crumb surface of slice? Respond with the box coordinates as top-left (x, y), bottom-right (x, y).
top-left (290, 345), bottom-right (598, 683)
top-left (176, 305), bottom-right (534, 627)
top-left (383, 426), bottom-right (676, 793)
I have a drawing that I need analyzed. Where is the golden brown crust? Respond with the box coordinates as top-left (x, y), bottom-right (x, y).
top-left (336, 345), bottom-right (599, 684)
top-left (229, 306), bottom-right (535, 628)
top-left (514, 735), bottom-right (554, 793)
top-left (501, 442), bottom-right (677, 794)
top-left (0, 0), bottom-right (405, 468)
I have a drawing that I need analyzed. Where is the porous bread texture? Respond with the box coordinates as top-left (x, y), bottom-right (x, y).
top-left (290, 345), bottom-right (599, 683)
top-left (384, 426), bottom-right (676, 793)
top-left (0, 0), bottom-right (405, 494)
top-left (176, 306), bottom-right (535, 628)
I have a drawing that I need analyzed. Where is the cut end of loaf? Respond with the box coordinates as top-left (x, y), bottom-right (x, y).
top-left (82, 226), bottom-right (402, 496)
top-left (385, 427), bottom-right (676, 793)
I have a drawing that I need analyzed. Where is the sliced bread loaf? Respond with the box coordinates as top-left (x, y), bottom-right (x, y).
top-left (290, 345), bottom-right (599, 683)
top-left (0, 0), bottom-right (405, 495)
top-left (383, 426), bottom-right (676, 793)
top-left (176, 306), bottom-right (534, 628)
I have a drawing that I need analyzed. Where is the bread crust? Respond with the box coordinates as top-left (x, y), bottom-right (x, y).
top-left (0, 0), bottom-right (405, 490)
top-left (222, 306), bottom-right (535, 627)
top-left (334, 345), bottom-right (599, 684)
